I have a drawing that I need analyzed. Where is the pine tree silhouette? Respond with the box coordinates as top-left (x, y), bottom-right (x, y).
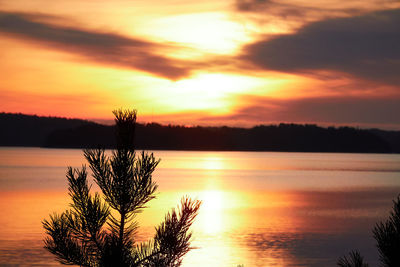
top-left (43, 109), bottom-right (201, 267)
top-left (338, 195), bottom-right (400, 267)
top-left (373, 195), bottom-right (400, 267)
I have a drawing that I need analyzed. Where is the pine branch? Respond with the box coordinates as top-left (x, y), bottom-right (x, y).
top-left (66, 167), bottom-right (109, 254)
top-left (373, 195), bottom-right (400, 267)
top-left (149, 197), bottom-right (201, 266)
top-left (43, 213), bottom-right (94, 266)
top-left (84, 149), bottom-right (115, 210)
top-left (337, 250), bottom-right (369, 267)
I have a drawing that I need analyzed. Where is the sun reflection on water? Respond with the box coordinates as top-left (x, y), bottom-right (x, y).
top-left (202, 156), bottom-right (224, 170)
top-left (198, 190), bottom-right (224, 234)
top-left (2, 149), bottom-right (399, 266)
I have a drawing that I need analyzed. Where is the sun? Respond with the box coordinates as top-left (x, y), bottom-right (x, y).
top-left (154, 73), bottom-right (265, 114)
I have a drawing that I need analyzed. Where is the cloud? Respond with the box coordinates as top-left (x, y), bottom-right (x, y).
top-left (199, 95), bottom-right (400, 128)
top-left (235, 0), bottom-right (313, 18)
top-left (0, 12), bottom-right (191, 80)
top-left (242, 8), bottom-right (400, 85)
top-left (236, 0), bottom-right (272, 12)
top-left (235, 0), bottom-right (400, 17)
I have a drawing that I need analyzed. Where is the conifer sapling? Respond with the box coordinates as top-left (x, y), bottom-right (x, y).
top-left (43, 109), bottom-right (201, 267)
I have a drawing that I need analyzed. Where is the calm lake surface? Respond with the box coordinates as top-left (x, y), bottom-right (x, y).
top-left (1, 147), bottom-right (400, 266)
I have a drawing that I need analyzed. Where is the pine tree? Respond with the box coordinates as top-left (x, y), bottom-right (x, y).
top-left (372, 195), bottom-right (400, 267)
top-left (337, 195), bottom-right (400, 267)
top-left (43, 109), bottom-right (201, 267)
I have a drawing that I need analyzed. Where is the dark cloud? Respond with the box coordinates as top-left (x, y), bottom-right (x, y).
top-left (200, 95), bottom-right (400, 128)
top-left (243, 8), bottom-right (400, 85)
top-left (234, 0), bottom-right (399, 19)
top-left (0, 12), bottom-right (191, 79)
top-left (236, 0), bottom-right (272, 12)
top-left (235, 0), bottom-right (311, 18)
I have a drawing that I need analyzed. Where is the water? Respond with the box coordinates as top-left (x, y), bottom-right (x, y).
top-left (0, 147), bottom-right (400, 266)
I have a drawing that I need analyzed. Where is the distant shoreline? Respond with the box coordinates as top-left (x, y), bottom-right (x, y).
top-left (1, 112), bottom-right (400, 153)
top-left (2, 146), bottom-right (400, 156)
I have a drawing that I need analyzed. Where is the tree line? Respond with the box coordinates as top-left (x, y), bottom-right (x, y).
top-left (1, 112), bottom-right (399, 153)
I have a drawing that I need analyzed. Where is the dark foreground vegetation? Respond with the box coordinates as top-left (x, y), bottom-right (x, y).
top-left (1, 112), bottom-right (400, 153)
top-left (43, 110), bottom-right (201, 266)
top-left (338, 195), bottom-right (400, 267)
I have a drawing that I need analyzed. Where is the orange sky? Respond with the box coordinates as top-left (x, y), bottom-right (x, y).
top-left (1, 0), bottom-right (400, 129)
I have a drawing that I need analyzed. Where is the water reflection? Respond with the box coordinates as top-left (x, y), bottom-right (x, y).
top-left (0, 148), bottom-right (400, 266)
top-left (201, 155), bottom-right (225, 170)
top-left (199, 190), bottom-right (224, 234)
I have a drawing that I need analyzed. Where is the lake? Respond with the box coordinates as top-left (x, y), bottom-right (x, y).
top-left (1, 147), bottom-right (400, 266)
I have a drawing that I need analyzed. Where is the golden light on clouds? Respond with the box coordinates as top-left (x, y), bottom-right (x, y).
top-left (116, 73), bottom-right (271, 119)
top-left (160, 73), bottom-right (263, 112)
top-left (0, 0), bottom-right (399, 128)
top-left (137, 12), bottom-right (252, 55)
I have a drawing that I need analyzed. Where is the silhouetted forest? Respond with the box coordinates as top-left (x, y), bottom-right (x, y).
top-left (1, 112), bottom-right (399, 153)
top-left (0, 113), bottom-right (94, 147)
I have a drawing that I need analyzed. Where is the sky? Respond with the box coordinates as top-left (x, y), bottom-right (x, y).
top-left (0, 0), bottom-right (400, 129)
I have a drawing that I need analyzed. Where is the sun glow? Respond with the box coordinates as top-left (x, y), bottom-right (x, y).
top-left (155, 73), bottom-right (265, 113)
top-left (137, 12), bottom-right (252, 55)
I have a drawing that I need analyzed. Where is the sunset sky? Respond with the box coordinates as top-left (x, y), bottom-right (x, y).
top-left (1, 0), bottom-right (399, 129)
